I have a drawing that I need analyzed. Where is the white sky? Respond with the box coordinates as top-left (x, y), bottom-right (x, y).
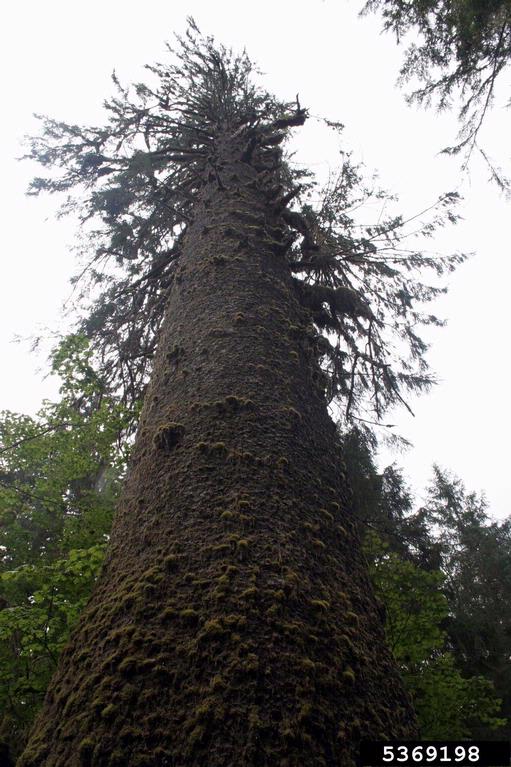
top-left (0, 0), bottom-right (509, 519)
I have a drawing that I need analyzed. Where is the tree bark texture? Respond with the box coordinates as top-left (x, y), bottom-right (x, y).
top-left (20, 133), bottom-right (417, 767)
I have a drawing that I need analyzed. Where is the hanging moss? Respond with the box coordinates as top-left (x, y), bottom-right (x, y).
top-left (309, 599), bottom-right (330, 611)
top-left (200, 619), bottom-right (224, 637)
top-left (343, 668), bottom-right (356, 684)
top-left (319, 508), bottom-right (334, 523)
top-left (100, 704), bottom-right (117, 720)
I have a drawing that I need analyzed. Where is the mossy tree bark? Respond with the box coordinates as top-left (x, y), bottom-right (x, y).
top-left (20, 130), bottom-right (417, 766)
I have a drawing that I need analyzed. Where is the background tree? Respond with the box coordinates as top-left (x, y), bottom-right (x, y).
top-left (15, 21), bottom-right (470, 766)
top-left (366, 532), bottom-right (505, 738)
top-left (362, 0), bottom-right (511, 186)
top-left (0, 335), bottom-right (130, 760)
top-left (341, 427), bottom-right (439, 568)
top-left (421, 467), bottom-right (511, 739)
top-left (343, 428), bottom-right (509, 739)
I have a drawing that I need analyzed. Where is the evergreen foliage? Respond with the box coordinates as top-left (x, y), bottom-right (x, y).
top-left (422, 467), bottom-right (511, 739)
top-left (343, 428), bottom-right (509, 739)
top-left (363, 0), bottom-right (511, 184)
top-left (22, 20), bottom-right (465, 428)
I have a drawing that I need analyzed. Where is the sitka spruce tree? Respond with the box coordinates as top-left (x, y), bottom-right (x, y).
top-left (19, 21), bottom-right (464, 766)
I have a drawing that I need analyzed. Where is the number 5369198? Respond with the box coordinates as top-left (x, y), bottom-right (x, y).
top-left (382, 746), bottom-right (480, 763)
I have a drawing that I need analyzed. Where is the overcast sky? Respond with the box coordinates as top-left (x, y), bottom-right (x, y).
top-left (1, 0), bottom-right (509, 519)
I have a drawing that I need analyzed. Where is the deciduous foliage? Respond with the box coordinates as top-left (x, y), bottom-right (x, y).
top-left (366, 533), bottom-right (505, 739)
top-left (0, 546), bottom-right (105, 758)
top-left (0, 336), bottom-right (130, 759)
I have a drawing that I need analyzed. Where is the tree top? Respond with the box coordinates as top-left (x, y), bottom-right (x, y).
top-left (23, 20), bottom-right (466, 437)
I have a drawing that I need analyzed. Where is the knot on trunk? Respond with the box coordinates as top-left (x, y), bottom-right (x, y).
top-left (153, 422), bottom-right (185, 452)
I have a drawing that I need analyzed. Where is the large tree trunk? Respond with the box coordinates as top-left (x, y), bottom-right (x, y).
top-left (20, 133), bottom-right (417, 767)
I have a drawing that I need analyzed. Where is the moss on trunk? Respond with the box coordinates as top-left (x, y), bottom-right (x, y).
top-left (19, 134), bottom-right (417, 767)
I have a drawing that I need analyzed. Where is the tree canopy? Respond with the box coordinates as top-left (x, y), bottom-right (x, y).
top-left (363, 0), bottom-right (511, 185)
top-left (22, 20), bottom-right (466, 432)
